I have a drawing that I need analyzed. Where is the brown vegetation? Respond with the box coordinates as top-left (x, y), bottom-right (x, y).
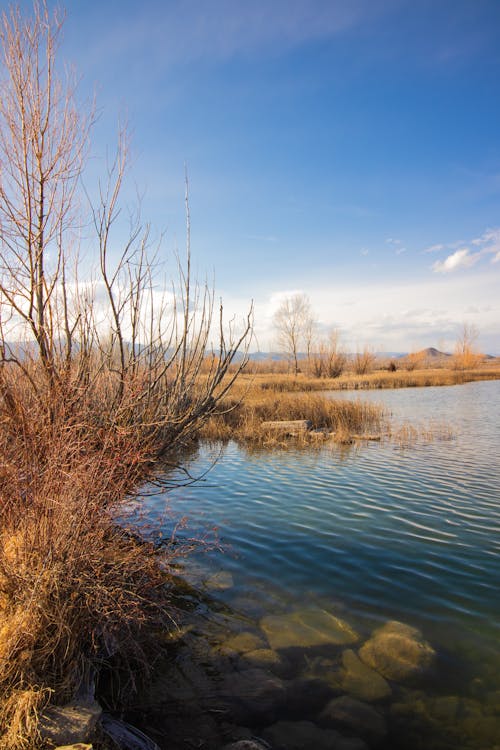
top-left (0, 4), bottom-right (251, 746)
top-left (233, 360), bottom-right (500, 393)
top-left (200, 386), bottom-right (383, 445)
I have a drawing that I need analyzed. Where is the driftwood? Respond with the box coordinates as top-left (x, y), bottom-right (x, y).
top-left (261, 419), bottom-right (312, 435)
top-left (100, 714), bottom-right (160, 750)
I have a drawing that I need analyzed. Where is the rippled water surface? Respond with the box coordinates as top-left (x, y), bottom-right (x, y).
top-left (151, 382), bottom-right (499, 643)
top-left (136, 380), bottom-right (500, 748)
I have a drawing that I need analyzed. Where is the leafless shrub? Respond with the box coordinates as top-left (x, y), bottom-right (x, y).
top-left (353, 346), bottom-right (375, 375)
top-left (452, 323), bottom-right (483, 370)
top-left (0, 3), bottom-right (252, 746)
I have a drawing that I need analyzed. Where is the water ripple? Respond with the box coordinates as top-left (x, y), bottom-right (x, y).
top-left (143, 380), bottom-right (500, 657)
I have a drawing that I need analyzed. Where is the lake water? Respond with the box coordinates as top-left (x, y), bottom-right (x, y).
top-left (133, 380), bottom-right (500, 749)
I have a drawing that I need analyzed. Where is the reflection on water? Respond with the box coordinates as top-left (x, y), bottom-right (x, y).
top-left (135, 380), bottom-right (500, 749)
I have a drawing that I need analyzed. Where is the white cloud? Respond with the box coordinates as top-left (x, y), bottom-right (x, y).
top-left (228, 270), bottom-right (500, 354)
top-left (426, 227), bottom-right (500, 269)
top-left (432, 248), bottom-right (479, 273)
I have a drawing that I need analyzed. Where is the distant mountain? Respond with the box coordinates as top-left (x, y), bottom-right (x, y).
top-left (247, 351), bottom-right (286, 362)
top-left (417, 347), bottom-right (451, 358)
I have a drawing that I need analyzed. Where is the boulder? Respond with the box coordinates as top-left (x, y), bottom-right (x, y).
top-left (340, 650), bottom-right (391, 702)
top-left (40, 702), bottom-right (101, 746)
top-left (358, 621), bottom-right (435, 682)
top-left (319, 696), bottom-right (387, 746)
top-left (300, 655), bottom-right (343, 691)
top-left (260, 609), bottom-right (359, 650)
top-left (262, 719), bottom-right (341, 750)
top-left (224, 632), bottom-right (268, 653)
top-left (205, 571), bottom-right (234, 590)
top-left (239, 648), bottom-right (289, 675)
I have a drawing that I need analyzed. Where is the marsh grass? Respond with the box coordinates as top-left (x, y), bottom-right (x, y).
top-left (0, 366), bottom-right (192, 748)
top-left (200, 388), bottom-right (384, 445)
top-left (387, 419), bottom-right (455, 448)
top-left (232, 364), bottom-right (500, 394)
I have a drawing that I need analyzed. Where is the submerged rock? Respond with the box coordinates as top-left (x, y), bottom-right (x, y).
top-left (224, 632), bottom-right (268, 653)
top-left (358, 621), bottom-right (435, 683)
top-left (219, 668), bottom-right (287, 722)
top-left (260, 609), bottom-right (359, 650)
top-left (300, 655), bottom-right (343, 691)
top-left (239, 648), bottom-right (289, 675)
top-left (262, 719), bottom-right (341, 750)
top-left (340, 649), bottom-right (391, 703)
top-left (206, 571), bottom-right (235, 590)
top-left (319, 695), bottom-right (387, 746)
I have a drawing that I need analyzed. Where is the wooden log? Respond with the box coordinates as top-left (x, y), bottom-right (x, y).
top-left (261, 419), bottom-right (312, 434)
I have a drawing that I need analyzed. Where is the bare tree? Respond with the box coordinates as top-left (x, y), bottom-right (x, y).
top-left (309, 328), bottom-right (346, 378)
top-left (0, 5), bottom-right (253, 743)
top-left (0, 0), bottom-right (252, 450)
top-left (273, 293), bottom-right (314, 375)
top-left (453, 322), bottom-right (482, 370)
top-left (322, 329), bottom-right (346, 378)
top-left (353, 345), bottom-right (376, 375)
top-left (0, 2), bottom-right (91, 387)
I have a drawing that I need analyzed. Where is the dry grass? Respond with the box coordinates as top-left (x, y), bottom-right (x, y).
top-left (0, 366), bottom-right (188, 749)
top-left (387, 419), bottom-right (455, 448)
top-left (231, 364), bottom-right (500, 394)
top-left (200, 387), bottom-right (384, 445)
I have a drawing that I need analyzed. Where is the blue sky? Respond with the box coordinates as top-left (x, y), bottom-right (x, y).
top-left (39, 0), bottom-right (500, 352)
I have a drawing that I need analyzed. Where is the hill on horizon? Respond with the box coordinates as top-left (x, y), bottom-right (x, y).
top-left (414, 347), bottom-right (451, 358)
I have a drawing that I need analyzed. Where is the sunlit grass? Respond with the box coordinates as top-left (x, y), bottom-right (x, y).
top-left (228, 364), bottom-right (500, 394)
top-left (200, 387), bottom-right (384, 445)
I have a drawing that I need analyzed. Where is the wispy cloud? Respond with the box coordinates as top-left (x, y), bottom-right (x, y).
top-left (81, 0), bottom-right (386, 76)
top-left (429, 227), bottom-right (500, 273)
top-left (432, 248), bottom-right (479, 273)
top-left (423, 243), bottom-right (444, 254)
top-left (386, 237), bottom-right (407, 255)
top-left (471, 227), bottom-right (500, 255)
top-left (243, 271), bottom-right (500, 354)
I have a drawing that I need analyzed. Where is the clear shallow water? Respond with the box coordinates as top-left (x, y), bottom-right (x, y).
top-left (135, 380), bottom-right (500, 748)
top-left (147, 381), bottom-right (499, 646)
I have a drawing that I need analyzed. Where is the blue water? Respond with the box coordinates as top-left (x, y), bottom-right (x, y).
top-left (128, 380), bottom-right (500, 747)
top-left (140, 381), bottom-right (499, 663)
